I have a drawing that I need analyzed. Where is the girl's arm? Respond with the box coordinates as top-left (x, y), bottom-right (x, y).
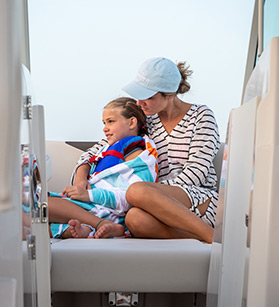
top-left (72, 164), bottom-right (91, 189)
top-left (63, 181), bottom-right (132, 215)
top-left (70, 139), bottom-right (108, 186)
top-left (124, 149), bottom-right (143, 161)
top-left (71, 148), bottom-right (143, 191)
top-left (86, 148), bottom-right (144, 213)
top-left (88, 186), bottom-right (130, 215)
top-left (62, 185), bottom-right (90, 202)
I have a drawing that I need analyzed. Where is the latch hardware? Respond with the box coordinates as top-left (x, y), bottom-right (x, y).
top-left (40, 202), bottom-right (48, 223)
top-left (27, 234), bottom-right (36, 260)
top-left (245, 214), bottom-right (249, 227)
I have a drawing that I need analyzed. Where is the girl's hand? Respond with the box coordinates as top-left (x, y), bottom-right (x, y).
top-left (62, 186), bottom-right (90, 202)
top-left (73, 178), bottom-right (91, 190)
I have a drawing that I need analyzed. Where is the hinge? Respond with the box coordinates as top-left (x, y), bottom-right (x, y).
top-left (23, 95), bottom-right (32, 120)
top-left (26, 234), bottom-right (36, 260)
top-left (108, 292), bottom-right (139, 306)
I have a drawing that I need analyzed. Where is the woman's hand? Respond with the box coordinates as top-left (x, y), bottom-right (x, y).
top-left (62, 186), bottom-right (90, 202)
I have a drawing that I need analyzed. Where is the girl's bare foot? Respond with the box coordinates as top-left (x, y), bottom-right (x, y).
top-left (68, 219), bottom-right (92, 238)
top-left (94, 223), bottom-right (125, 239)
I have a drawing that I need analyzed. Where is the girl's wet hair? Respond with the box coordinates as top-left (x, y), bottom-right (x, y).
top-left (104, 97), bottom-right (148, 136)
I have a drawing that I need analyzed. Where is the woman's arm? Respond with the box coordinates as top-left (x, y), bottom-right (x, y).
top-left (161, 106), bottom-right (220, 187)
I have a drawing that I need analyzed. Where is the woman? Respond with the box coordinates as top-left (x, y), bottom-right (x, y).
top-left (118, 57), bottom-right (220, 243)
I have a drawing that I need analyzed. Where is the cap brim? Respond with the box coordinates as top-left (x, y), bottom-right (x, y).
top-left (122, 81), bottom-right (157, 100)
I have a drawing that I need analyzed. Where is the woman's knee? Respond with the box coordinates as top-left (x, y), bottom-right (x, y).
top-left (126, 182), bottom-right (149, 205)
top-left (125, 207), bottom-right (147, 236)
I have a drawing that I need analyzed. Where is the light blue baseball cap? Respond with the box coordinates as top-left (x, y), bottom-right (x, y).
top-left (122, 57), bottom-right (181, 100)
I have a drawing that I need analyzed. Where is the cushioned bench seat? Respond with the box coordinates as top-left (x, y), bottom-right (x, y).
top-left (50, 238), bottom-right (211, 293)
top-left (44, 141), bottom-right (223, 295)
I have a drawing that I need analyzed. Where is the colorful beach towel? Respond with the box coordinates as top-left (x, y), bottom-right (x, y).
top-left (50, 135), bottom-right (158, 238)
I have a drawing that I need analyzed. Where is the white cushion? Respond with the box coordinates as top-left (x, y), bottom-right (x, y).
top-left (50, 238), bottom-right (211, 293)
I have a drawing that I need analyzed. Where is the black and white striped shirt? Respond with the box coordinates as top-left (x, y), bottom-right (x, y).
top-left (146, 104), bottom-right (220, 227)
top-left (147, 104), bottom-right (220, 189)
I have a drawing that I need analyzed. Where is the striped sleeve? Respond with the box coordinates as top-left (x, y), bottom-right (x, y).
top-left (160, 106), bottom-right (220, 187)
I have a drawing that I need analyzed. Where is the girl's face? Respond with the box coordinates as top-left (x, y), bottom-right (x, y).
top-left (137, 92), bottom-right (168, 115)
top-left (102, 107), bottom-right (135, 145)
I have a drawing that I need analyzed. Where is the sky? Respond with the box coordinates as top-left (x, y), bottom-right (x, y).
top-left (28, 0), bottom-right (255, 142)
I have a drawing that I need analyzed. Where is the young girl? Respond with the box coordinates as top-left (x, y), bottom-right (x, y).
top-left (48, 97), bottom-right (157, 239)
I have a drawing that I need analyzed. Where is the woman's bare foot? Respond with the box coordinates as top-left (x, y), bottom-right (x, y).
top-left (94, 223), bottom-right (125, 239)
top-left (68, 219), bottom-right (92, 238)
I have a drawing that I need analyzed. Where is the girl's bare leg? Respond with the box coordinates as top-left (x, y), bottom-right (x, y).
top-left (94, 223), bottom-right (125, 239)
top-left (48, 196), bottom-right (123, 239)
top-left (48, 196), bottom-right (101, 225)
top-left (125, 182), bottom-right (214, 243)
top-left (68, 219), bottom-right (92, 238)
top-left (67, 219), bottom-right (125, 238)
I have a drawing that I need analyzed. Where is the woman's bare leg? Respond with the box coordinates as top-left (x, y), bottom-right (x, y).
top-left (125, 208), bottom-right (202, 240)
top-left (125, 182), bottom-right (214, 243)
